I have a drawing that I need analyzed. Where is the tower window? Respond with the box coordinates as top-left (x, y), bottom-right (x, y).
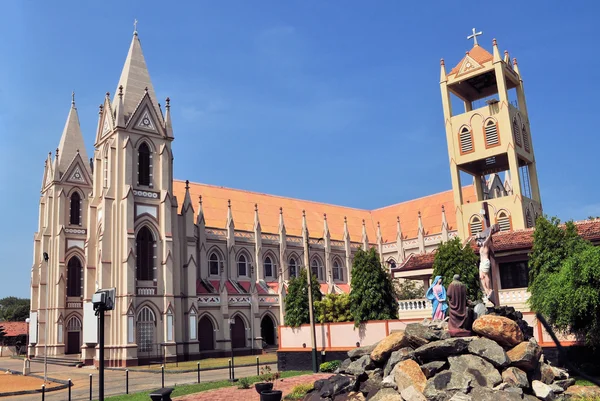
top-left (264, 256), bottom-right (274, 278)
top-left (209, 252), bottom-right (221, 276)
top-left (288, 257), bottom-right (297, 278)
top-left (69, 192), bottom-right (81, 225)
top-left (522, 125), bottom-right (530, 153)
top-left (311, 257), bottom-right (323, 280)
top-left (513, 119), bottom-right (522, 147)
top-left (459, 126), bottom-right (474, 155)
top-left (237, 254), bottom-right (248, 277)
top-left (66, 256), bottom-right (83, 297)
top-left (333, 259), bottom-right (343, 281)
top-left (469, 216), bottom-right (483, 236)
top-left (526, 209), bottom-right (534, 228)
top-left (136, 226), bottom-right (155, 281)
top-left (484, 119), bottom-right (500, 148)
top-left (497, 211), bottom-right (511, 232)
top-left (138, 142), bottom-right (151, 186)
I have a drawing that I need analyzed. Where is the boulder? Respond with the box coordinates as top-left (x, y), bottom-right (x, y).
top-left (383, 347), bottom-right (414, 376)
top-left (349, 343), bottom-right (378, 360)
top-left (316, 374), bottom-right (354, 399)
top-left (506, 339), bottom-right (542, 372)
top-left (467, 337), bottom-right (509, 368)
top-left (564, 384), bottom-right (600, 399)
top-left (420, 361), bottom-right (447, 378)
top-left (472, 315), bottom-right (524, 347)
top-left (536, 363), bottom-right (556, 384)
top-left (501, 366), bottom-right (529, 389)
top-left (550, 366), bottom-right (569, 380)
top-left (423, 370), bottom-right (471, 401)
top-left (346, 355), bottom-right (375, 376)
top-left (553, 378), bottom-right (575, 391)
top-left (381, 374), bottom-right (396, 389)
top-left (365, 388), bottom-right (402, 401)
top-left (400, 385), bottom-right (427, 401)
top-left (334, 391), bottom-right (366, 401)
top-left (370, 332), bottom-right (409, 364)
top-left (447, 354), bottom-right (502, 388)
top-left (469, 387), bottom-right (523, 401)
top-left (532, 380), bottom-right (554, 401)
top-left (448, 394), bottom-right (472, 401)
top-left (393, 359), bottom-right (427, 393)
top-left (413, 337), bottom-right (473, 363)
top-left (549, 384), bottom-right (565, 394)
top-left (405, 323), bottom-right (440, 346)
top-left (360, 370), bottom-right (383, 395)
top-left (340, 358), bottom-right (352, 373)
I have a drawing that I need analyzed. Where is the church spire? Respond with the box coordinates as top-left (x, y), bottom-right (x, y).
top-left (114, 29), bottom-right (161, 122)
top-left (56, 92), bottom-right (88, 175)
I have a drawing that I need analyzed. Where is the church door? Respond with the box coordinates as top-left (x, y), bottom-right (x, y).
top-left (66, 332), bottom-right (80, 354)
top-left (198, 316), bottom-right (215, 351)
top-left (231, 316), bottom-right (246, 349)
top-left (260, 315), bottom-right (276, 346)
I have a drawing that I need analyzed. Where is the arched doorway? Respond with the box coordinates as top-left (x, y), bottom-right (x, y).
top-left (198, 316), bottom-right (215, 351)
top-left (231, 315), bottom-right (246, 349)
top-left (65, 316), bottom-right (82, 354)
top-left (260, 315), bottom-right (276, 347)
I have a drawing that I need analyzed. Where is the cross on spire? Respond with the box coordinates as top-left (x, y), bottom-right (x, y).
top-left (133, 19), bottom-right (138, 34)
top-left (467, 27), bottom-right (483, 46)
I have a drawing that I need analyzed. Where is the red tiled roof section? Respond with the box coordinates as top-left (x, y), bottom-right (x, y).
top-left (0, 322), bottom-right (27, 337)
top-left (449, 45), bottom-right (494, 75)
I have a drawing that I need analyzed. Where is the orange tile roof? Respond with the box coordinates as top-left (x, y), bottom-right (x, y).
top-left (0, 321), bottom-right (27, 337)
top-left (449, 45), bottom-right (494, 75)
top-left (174, 180), bottom-right (475, 242)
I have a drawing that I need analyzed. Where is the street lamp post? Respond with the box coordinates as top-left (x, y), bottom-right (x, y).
top-left (42, 252), bottom-right (49, 383)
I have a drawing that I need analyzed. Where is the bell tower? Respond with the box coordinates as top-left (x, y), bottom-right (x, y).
top-left (440, 31), bottom-right (542, 239)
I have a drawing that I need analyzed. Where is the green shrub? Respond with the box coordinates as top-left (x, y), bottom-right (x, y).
top-left (284, 383), bottom-right (314, 400)
top-left (319, 360), bottom-right (341, 372)
top-left (237, 377), bottom-right (251, 389)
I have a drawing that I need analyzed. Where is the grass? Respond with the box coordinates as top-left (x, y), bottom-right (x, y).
top-left (576, 377), bottom-right (598, 386)
top-left (103, 370), bottom-right (311, 401)
top-left (284, 383), bottom-right (314, 400)
top-left (126, 353), bottom-right (278, 372)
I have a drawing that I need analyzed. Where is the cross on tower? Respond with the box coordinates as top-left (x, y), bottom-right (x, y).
top-left (467, 27), bottom-right (482, 46)
top-left (133, 19), bottom-right (138, 33)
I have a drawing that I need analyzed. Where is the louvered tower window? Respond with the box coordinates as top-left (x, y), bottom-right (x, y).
top-left (459, 126), bottom-right (474, 154)
top-left (484, 119), bottom-right (499, 147)
top-left (513, 119), bottom-right (522, 147)
top-left (526, 209), bottom-right (534, 228)
top-left (522, 125), bottom-right (530, 152)
top-left (138, 142), bottom-right (151, 186)
top-left (497, 211), bottom-right (511, 232)
top-left (136, 226), bottom-right (155, 281)
top-left (469, 216), bottom-right (483, 236)
top-left (69, 192), bottom-right (81, 225)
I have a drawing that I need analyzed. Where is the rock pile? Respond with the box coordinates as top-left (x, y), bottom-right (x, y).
top-left (304, 315), bottom-right (577, 401)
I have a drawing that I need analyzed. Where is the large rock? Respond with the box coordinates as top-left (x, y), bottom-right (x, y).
top-left (532, 380), bottom-right (554, 401)
top-left (393, 359), bottom-right (427, 393)
top-left (334, 392), bottom-right (366, 401)
top-left (448, 354), bottom-right (502, 388)
top-left (501, 366), bottom-right (529, 389)
top-left (535, 363), bottom-right (556, 385)
top-left (360, 370), bottom-right (383, 395)
top-left (383, 347), bottom-right (414, 376)
top-left (316, 374), bottom-right (354, 399)
top-left (340, 358), bottom-right (352, 373)
top-left (472, 315), bottom-right (524, 347)
top-left (420, 361), bottom-right (447, 378)
top-left (467, 337), bottom-right (509, 368)
top-left (423, 370), bottom-right (471, 401)
top-left (346, 355), bottom-right (375, 376)
top-left (400, 385), bottom-right (427, 401)
top-left (564, 384), bottom-right (600, 399)
top-left (349, 343), bottom-right (378, 360)
top-left (366, 388), bottom-right (403, 401)
top-left (370, 332), bottom-right (409, 364)
top-left (448, 394), bottom-right (472, 401)
top-left (469, 387), bottom-right (523, 401)
top-left (506, 339), bottom-right (542, 372)
top-left (553, 378), bottom-right (575, 391)
top-left (413, 337), bottom-right (473, 363)
top-left (405, 323), bottom-right (441, 347)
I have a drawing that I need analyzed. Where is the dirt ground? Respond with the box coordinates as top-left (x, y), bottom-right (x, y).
top-left (0, 373), bottom-right (61, 393)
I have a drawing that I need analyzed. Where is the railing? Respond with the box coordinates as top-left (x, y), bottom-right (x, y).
top-left (198, 295), bottom-right (221, 304)
top-left (137, 287), bottom-right (157, 295)
top-left (262, 233), bottom-right (279, 242)
top-left (398, 298), bottom-right (432, 319)
top-left (258, 296), bottom-right (279, 304)
top-left (331, 240), bottom-right (345, 248)
top-left (206, 228), bottom-right (227, 238)
top-left (498, 288), bottom-right (530, 311)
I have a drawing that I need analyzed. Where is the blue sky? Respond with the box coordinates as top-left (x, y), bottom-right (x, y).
top-left (0, 1), bottom-right (597, 298)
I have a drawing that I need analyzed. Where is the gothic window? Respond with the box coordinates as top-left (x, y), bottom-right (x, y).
top-left (526, 209), bottom-right (533, 228)
top-left (69, 192), bottom-right (81, 225)
top-left (209, 252), bottom-right (221, 276)
top-left (137, 306), bottom-right (156, 353)
top-left (66, 256), bottom-right (83, 297)
top-left (333, 259), bottom-right (343, 281)
top-left (166, 309), bottom-right (174, 342)
top-left (237, 254), bottom-right (248, 277)
top-left (136, 227), bottom-right (155, 281)
top-left (469, 216), bottom-right (483, 236)
top-left (459, 126), bottom-right (474, 154)
top-left (138, 142), bottom-right (151, 186)
top-left (127, 309), bottom-right (134, 343)
top-left (484, 119), bottom-right (500, 148)
top-left (497, 211), bottom-right (511, 232)
top-left (103, 155), bottom-right (109, 188)
top-left (264, 256), bottom-right (274, 278)
top-left (189, 310), bottom-right (197, 341)
top-left (387, 259), bottom-right (397, 269)
top-left (522, 124), bottom-right (530, 152)
top-left (513, 118), bottom-right (522, 147)
top-left (288, 257), bottom-right (297, 278)
top-left (311, 257), bottom-right (323, 280)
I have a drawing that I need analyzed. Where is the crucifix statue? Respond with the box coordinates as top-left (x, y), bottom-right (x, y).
top-left (467, 28), bottom-right (483, 46)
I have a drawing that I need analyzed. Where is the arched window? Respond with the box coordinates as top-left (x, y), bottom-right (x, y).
top-left (66, 257), bottom-right (83, 297)
top-left (459, 126), bottom-right (474, 154)
top-left (237, 254), bottom-right (248, 277)
top-left (264, 256), bottom-right (273, 278)
top-left (333, 259), bottom-right (344, 281)
top-left (138, 142), bottom-right (151, 186)
top-left (209, 252), bottom-right (221, 276)
top-left (522, 124), bottom-right (530, 152)
top-left (387, 259), bottom-right (397, 269)
top-left (69, 192), bottom-right (81, 225)
top-left (469, 216), bottom-right (483, 236)
top-left (513, 118), bottom-right (522, 147)
top-left (311, 258), bottom-right (323, 280)
top-left (497, 211), bottom-right (511, 232)
top-left (526, 209), bottom-right (534, 228)
top-left (137, 306), bottom-right (156, 353)
top-left (136, 227), bottom-right (155, 281)
top-left (288, 257), bottom-right (297, 278)
top-left (484, 119), bottom-right (499, 148)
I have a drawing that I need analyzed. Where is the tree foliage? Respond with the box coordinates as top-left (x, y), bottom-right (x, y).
top-left (0, 326), bottom-right (5, 344)
top-left (0, 297), bottom-right (30, 322)
top-left (432, 237), bottom-right (481, 302)
top-left (349, 248), bottom-right (398, 326)
top-left (315, 293), bottom-right (352, 323)
top-left (284, 268), bottom-right (322, 327)
top-left (528, 216), bottom-right (600, 347)
top-left (394, 279), bottom-right (425, 300)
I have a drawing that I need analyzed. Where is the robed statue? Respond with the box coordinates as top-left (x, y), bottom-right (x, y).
top-left (426, 276), bottom-right (448, 320)
top-left (447, 274), bottom-right (471, 337)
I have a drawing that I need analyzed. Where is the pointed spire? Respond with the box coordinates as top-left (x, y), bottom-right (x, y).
top-left (492, 38), bottom-right (502, 62)
top-left (441, 206), bottom-right (449, 242)
top-left (361, 219), bottom-right (369, 250)
top-left (302, 209), bottom-right (308, 234)
top-left (227, 199), bottom-right (233, 227)
top-left (56, 93), bottom-right (89, 175)
top-left (323, 213), bottom-right (330, 239)
top-left (377, 221), bottom-right (382, 242)
top-left (396, 216), bottom-right (405, 262)
top-left (417, 211), bottom-right (425, 254)
top-left (196, 195), bottom-right (205, 225)
top-left (114, 30), bottom-right (161, 121)
top-left (164, 97), bottom-right (174, 138)
top-left (512, 58), bottom-right (521, 75)
top-left (418, 211), bottom-right (424, 233)
top-left (504, 50), bottom-right (510, 64)
top-left (440, 58), bottom-right (447, 83)
top-left (181, 179), bottom-right (193, 213)
top-left (396, 216), bottom-right (402, 240)
top-left (278, 207), bottom-right (286, 234)
top-left (254, 203), bottom-right (261, 231)
top-left (343, 216), bottom-right (349, 240)
top-left (115, 85), bottom-right (125, 126)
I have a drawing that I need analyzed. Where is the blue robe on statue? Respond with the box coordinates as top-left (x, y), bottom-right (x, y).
top-left (426, 276), bottom-right (448, 320)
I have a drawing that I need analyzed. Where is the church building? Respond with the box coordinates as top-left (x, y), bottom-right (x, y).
top-left (29, 28), bottom-right (548, 366)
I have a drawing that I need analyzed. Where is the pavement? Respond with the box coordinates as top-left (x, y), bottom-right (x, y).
top-left (0, 357), bottom-right (277, 401)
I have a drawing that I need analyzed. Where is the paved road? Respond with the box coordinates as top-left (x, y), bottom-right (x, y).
top-left (1, 358), bottom-right (277, 401)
